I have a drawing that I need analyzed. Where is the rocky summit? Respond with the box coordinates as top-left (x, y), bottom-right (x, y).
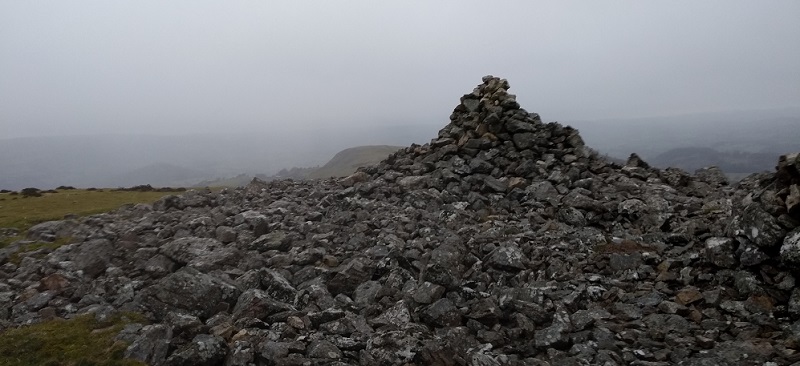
top-left (2, 76), bottom-right (800, 366)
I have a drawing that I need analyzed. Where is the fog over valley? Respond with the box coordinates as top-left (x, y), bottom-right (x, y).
top-left (1, 1), bottom-right (799, 189)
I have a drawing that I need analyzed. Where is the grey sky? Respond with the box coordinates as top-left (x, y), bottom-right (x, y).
top-left (1, 1), bottom-right (799, 139)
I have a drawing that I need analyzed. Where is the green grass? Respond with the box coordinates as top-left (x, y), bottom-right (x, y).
top-left (0, 189), bottom-right (183, 250)
top-left (0, 189), bottom-right (181, 231)
top-left (0, 313), bottom-right (147, 366)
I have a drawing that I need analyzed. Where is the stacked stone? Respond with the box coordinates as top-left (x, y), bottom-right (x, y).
top-left (1, 77), bottom-right (800, 365)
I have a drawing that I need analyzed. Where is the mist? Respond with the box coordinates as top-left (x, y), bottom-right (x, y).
top-left (1, 1), bottom-right (799, 188)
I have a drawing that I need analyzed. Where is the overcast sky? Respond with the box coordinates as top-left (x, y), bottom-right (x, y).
top-left (1, 1), bottom-right (799, 139)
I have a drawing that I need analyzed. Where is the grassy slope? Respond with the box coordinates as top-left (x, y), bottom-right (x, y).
top-left (0, 313), bottom-right (147, 366)
top-left (0, 189), bottom-right (180, 231)
top-left (307, 145), bottom-right (403, 179)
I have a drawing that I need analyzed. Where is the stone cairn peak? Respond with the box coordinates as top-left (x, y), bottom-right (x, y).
top-left (1, 76), bottom-right (800, 365)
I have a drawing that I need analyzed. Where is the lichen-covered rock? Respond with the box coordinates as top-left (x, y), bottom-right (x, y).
top-left (124, 324), bottom-right (173, 366)
top-left (142, 267), bottom-right (241, 320)
top-left (780, 228), bottom-right (800, 267)
top-left (705, 237), bottom-right (737, 268)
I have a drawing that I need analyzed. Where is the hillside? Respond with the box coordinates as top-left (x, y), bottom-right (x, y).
top-left (306, 145), bottom-right (404, 179)
top-left (1, 77), bottom-right (799, 365)
top-left (196, 145), bottom-right (403, 187)
top-left (650, 147), bottom-right (777, 174)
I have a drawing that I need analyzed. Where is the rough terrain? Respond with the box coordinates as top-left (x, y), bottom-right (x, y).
top-left (2, 76), bottom-right (800, 366)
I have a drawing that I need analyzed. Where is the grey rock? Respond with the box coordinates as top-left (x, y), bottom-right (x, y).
top-left (231, 289), bottom-right (295, 320)
top-left (482, 176), bottom-right (507, 193)
top-left (161, 237), bottom-right (238, 271)
top-left (705, 237), bottom-right (737, 268)
top-left (372, 300), bottom-right (411, 327)
top-left (608, 252), bottom-right (642, 272)
top-left (144, 254), bottom-right (178, 276)
top-left (412, 282), bottom-right (445, 304)
top-left (165, 334), bottom-right (227, 366)
top-left (306, 340), bottom-right (343, 359)
top-left (143, 267), bottom-right (241, 319)
top-left (488, 243), bottom-right (526, 271)
top-left (250, 231), bottom-right (290, 252)
top-left (422, 298), bottom-right (462, 327)
top-left (467, 298), bottom-right (501, 325)
top-left (535, 321), bottom-right (570, 349)
top-left (738, 204), bottom-right (786, 248)
top-left (215, 226), bottom-right (237, 244)
top-left (423, 243), bottom-right (465, 289)
top-left (512, 132), bottom-right (536, 150)
top-left (398, 176), bottom-right (428, 189)
top-left (261, 269), bottom-right (297, 304)
top-left (353, 280), bottom-right (382, 307)
top-left (27, 220), bottom-right (76, 241)
top-left (124, 324), bottom-right (173, 366)
top-left (74, 239), bottom-right (115, 278)
top-left (224, 341), bottom-right (254, 366)
top-left (780, 228), bottom-right (800, 267)
top-left (328, 257), bottom-right (375, 296)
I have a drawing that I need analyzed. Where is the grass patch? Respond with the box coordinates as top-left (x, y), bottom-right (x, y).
top-left (0, 312), bottom-right (147, 366)
top-left (0, 189), bottom-right (182, 231)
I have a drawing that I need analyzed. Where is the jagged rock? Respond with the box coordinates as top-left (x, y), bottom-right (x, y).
top-left (422, 298), bottom-right (461, 327)
top-left (372, 300), bottom-right (411, 327)
top-left (780, 228), bottom-right (800, 267)
top-left (249, 231), bottom-right (290, 252)
top-left (487, 242), bottom-right (526, 271)
top-left (423, 243), bottom-right (465, 290)
top-left (165, 334), bottom-right (227, 366)
top-left (142, 267), bottom-right (241, 319)
top-left (160, 237), bottom-right (238, 271)
top-left (327, 257), bottom-right (375, 296)
top-left (231, 289), bottom-right (295, 320)
top-left (306, 340), bottom-right (342, 359)
top-left (261, 269), bottom-right (297, 304)
top-left (737, 204), bottom-right (786, 248)
top-left (412, 282), bottom-right (445, 304)
top-left (27, 220), bottom-right (77, 242)
top-left (124, 324), bottom-right (173, 366)
top-left (705, 237), bottom-right (737, 268)
top-left (74, 239), bottom-right (115, 278)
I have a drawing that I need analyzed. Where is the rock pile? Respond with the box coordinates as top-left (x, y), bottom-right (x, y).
top-left (1, 76), bottom-right (800, 365)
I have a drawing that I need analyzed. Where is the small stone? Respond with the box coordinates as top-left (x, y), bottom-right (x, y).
top-left (287, 315), bottom-right (305, 329)
top-left (412, 282), bottom-right (445, 304)
top-left (705, 237), bottom-right (736, 268)
top-left (488, 243), bottom-right (526, 271)
top-left (675, 287), bottom-right (703, 306)
top-left (658, 301), bottom-right (687, 315)
top-left (422, 298), bottom-right (462, 327)
top-left (307, 340), bottom-right (342, 359)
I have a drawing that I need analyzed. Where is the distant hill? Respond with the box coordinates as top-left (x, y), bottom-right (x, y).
top-left (307, 145), bottom-right (403, 179)
top-left (195, 145), bottom-right (403, 187)
top-left (650, 147), bottom-right (776, 174)
top-left (568, 111), bottom-right (800, 160)
top-left (105, 163), bottom-right (206, 188)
